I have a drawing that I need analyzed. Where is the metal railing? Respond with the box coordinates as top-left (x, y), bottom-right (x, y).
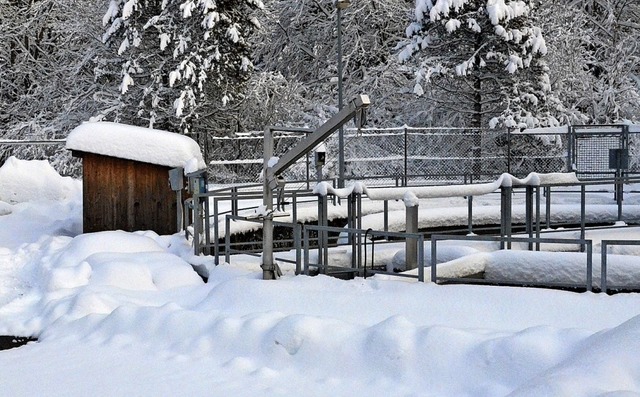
top-left (431, 234), bottom-right (594, 291)
top-left (600, 240), bottom-right (640, 293)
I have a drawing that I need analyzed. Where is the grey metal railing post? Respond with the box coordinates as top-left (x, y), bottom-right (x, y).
top-left (292, 192), bottom-right (298, 223)
top-left (225, 215), bottom-right (231, 264)
top-left (294, 223), bottom-right (302, 275)
top-left (317, 194), bottom-right (324, 273)
top-left (405, 203), bottom-right (419, 270)
top-left (383, 200), bottom-right (389, 233)
top-left (601, 242), bottom-right (608, 293)
top-left (545, 186), bottom-right (551, 229)
top-left (431, 237), bottom-right (437, 283)
top-left (193, 190), bottom-right (201, 255)
top-left (213, 198), bottom-right (220, 263)
top-left (467, 195), bottom-right (473, 235)
top-left (535, 186), bottom-right (541, 251)
top-left (203, 194), bottom-right (211, 256)
top-left (580, 184), bottom-right (586, 252)
top-left (418, 235), bottom-right (425, 282)
top-left (525, 186), bottom-right (533, 250)
top-left (303, 227), bottom-right (310, 275)
top-left (586, 240), bottom-right (593, 292)
top-left (500, 186), bottom-right (512, 249)
top-left (231, 187), bottom-right (238, 216)
top-left (617, 174), bottom-right (623, 222)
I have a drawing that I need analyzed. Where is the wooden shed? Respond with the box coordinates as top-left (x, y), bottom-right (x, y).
top-left (66, 122), bottom-right (206, 235)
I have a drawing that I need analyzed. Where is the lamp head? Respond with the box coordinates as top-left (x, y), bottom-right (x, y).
top-left (336, 0), bottom-right (351, 9)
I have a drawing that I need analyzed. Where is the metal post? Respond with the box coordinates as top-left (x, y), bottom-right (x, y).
top-left (601, 242), bottom-right (608, 293)
top-left (525, 186), bottom-right (533, 251)
top-left (580, 184), bottom-right (586, 252)
top-left (193, 189), bottom-right (201, 255)
top-left (404, 126), bottom-right (408, 186)
top-left (417, 236), bottom-right (424, 282)
top-left (535, 186), bottom-right (541, 251)
top-left (405, 203), bottom-right (419, 270)
top-left (545, 186), bottom-right (551, 229)
top-left (225, 215), bottom-right (231, 264)
top-left (294, 223), bottom-right (302, 275)
top-left (467, 195), bottom-right (473, 235)
top-left (337, 4), bottom-right (346, 188)
top-left (500, 186), bottom-right (512, 249)
top-left (203, 194), bottom-right (211, 256)
top-left (231, 187), bottom-right (238, 216)
top-left (507, 127), bottom-right (512, 174)
top-left (431, 237), bottom-right (437, 283)
top-left (303, 228), bottom-right (310, 275)
top-left (350, 193), bottom-right (357, 269)
top-left (213, 198), bottom-right (220, 264)
top-left (262, 127), bottom-right (277, 279)
top-left (617, 171), bottom-right (623, 222)
top-left (383, 200), bottom-right (389, 232)
top-left (357, 193), bottom-right (363, 272)
top-left (586, 240), bottom-right (592, 292)
top-left (317, 195), bottom-right (324, 273)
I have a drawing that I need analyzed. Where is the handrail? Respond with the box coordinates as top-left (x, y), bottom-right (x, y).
top-left (600, 240), bottom-right (640, 293)
top-left (431, 234), bottom-right (593, 291)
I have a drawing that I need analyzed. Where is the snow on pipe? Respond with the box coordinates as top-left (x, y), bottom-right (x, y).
top-left (312, 172), bottom-right (581, 201)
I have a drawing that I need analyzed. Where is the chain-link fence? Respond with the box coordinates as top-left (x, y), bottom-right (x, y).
top-left (201, 126), bottom-right (570, 186)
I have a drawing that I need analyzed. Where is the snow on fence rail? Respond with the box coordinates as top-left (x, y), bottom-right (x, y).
top-left (200, 126), bottom-right (569, 185)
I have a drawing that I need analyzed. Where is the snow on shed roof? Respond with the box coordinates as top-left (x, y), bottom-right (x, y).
top-left (66, 122), bottom-right (206, 173)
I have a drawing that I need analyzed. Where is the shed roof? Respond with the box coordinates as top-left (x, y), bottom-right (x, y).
top-left (66, 122), bottom-right (206, 173)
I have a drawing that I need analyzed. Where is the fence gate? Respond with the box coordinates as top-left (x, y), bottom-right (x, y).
top-left (569, 125), bottom-right (629, 179)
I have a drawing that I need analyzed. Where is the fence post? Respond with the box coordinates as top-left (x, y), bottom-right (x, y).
top-left (601, 241), bottom-right (608, 293)
top-left (404, 125), bottom-right (408, 186)
top-left (507, 127), bottom-right (512, 174)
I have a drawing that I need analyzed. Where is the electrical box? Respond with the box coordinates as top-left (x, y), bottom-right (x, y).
top-left (609, 148), bottom-right (629, 169)
top-left (168, 167), bottom-right (184, 191)
top-left (187, 170), bottom-right (207, 194)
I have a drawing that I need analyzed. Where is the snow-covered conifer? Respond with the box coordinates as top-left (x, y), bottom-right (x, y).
top-left (402, 0), bottom-right (563, 129)
top-left (101, 0), bottom-right (263, 133)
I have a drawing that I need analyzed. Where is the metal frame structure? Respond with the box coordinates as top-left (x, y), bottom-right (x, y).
top-left (600, 240), bottom-right (640, 293)
top-left (261, 95), bottom-right (370, 279)
top-left (431, 234), bottom-right (594, 291)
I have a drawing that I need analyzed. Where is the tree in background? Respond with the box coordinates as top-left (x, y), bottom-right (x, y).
top-left (401, 0), bottom-right (563, 129)
top-left (0, 0), bottom-right (105, 174)
top-left (246, 0), bottom-right (416, 130)
top-left (100, 0), bottom-right (263, 133)
top-left (540, 0), bottom-right (640, 124)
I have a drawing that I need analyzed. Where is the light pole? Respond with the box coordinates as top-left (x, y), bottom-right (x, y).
top-left (336, 0), bottom-right (350, 188)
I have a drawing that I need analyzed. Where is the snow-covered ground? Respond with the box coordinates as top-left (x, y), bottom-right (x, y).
top-left (1, 157), bottom-right (640, 396)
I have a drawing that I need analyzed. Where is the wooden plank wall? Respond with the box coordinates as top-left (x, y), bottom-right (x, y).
top-left (80, 152), bottom-right (178, 235)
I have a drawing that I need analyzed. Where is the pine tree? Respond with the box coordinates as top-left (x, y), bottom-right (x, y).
top-left (101, 0), bottom-right (263, 133)
top-left (401, 0), bottom-right (563, 129)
